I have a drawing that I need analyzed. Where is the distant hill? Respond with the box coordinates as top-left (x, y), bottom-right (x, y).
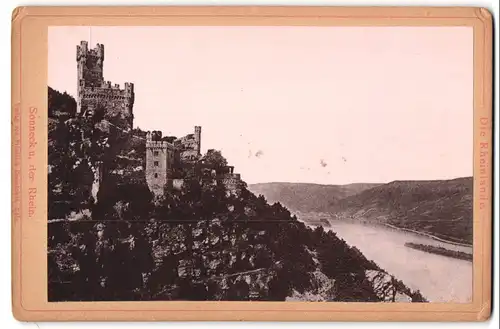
top-left (249, 178), bottom-right (473, 245)
top-left (331, 177), bottom-right (473, 244)
top-left (248, 182), bottom-right (381, 213)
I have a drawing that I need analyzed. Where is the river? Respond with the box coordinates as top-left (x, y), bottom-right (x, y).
top-left (322, 220), bottom-right (473, 303)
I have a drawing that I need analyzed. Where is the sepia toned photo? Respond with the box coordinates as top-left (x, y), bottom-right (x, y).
top-left (47, 25), bottom-right (474, 304)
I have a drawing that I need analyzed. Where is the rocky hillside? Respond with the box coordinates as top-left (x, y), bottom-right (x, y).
top-left (248, 182), bottom-right (380, 213)
top-left (47, 86), bottom-right (426, 303)
top-left (331, 178), bottom-right (473, 244)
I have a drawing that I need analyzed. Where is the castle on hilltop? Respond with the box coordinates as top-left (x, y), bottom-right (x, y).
top-left (76, 41), bottom-right (135, 129)
top-left (76, 41), bottom-right (241, 198)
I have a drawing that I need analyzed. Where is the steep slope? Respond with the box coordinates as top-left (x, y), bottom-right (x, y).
top-left (330, 177), bottom-right (473, 244)
top-left (248, 182), bottom-right (381, 213)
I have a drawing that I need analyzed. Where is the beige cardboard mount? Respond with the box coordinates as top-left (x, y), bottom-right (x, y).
top-left (11, 6), bottom-right (493, 322)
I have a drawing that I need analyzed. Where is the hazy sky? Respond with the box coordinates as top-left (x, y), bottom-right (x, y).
top-left (49, 26), bottom-right (473, 185)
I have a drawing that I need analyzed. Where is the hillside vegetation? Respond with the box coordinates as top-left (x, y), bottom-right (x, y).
top-left (47, 87), bottom-right (426, 303)
top-left (331, 178), bottom-right (473, 244)
top-left (249, 178), bottom-right (473, 245)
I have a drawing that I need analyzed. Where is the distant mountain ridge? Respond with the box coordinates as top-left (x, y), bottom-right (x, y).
top-left (248, 182), bottom-right (381, 213)
top-left (248, 177), bottom-right (473, 244)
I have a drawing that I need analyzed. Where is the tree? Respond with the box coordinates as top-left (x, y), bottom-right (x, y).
top-left (202, 149), bottom-right (228, 169)
top-left (48, 86), bottom-right (77, 118)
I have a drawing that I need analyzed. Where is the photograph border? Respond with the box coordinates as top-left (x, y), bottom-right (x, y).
top-left (11, 6), bottom-right (493, 322)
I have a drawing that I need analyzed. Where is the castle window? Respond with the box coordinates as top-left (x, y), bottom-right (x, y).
top-left (154, 173), bottom-right (158, 178)
top-left (154, 161), bottom-right (159, 167)
top-left (154, 151), bottom-right (159, 156)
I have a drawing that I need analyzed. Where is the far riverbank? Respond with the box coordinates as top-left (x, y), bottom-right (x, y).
top-left (381, 223), bottom-right (473, 249)
top-left (404, 242), bottom-right (473, 262)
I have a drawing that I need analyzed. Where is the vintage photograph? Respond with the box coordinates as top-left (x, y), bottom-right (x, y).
top-left (47, 26), bottom-right (473, 303)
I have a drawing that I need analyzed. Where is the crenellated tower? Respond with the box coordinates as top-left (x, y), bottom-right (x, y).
top-left (145, 126), bottom-right (204, 196)
top-left (77, 41), bottom-right (104, 93)
top-left (194, 126), bottom-right (202, 156)
top-left (76, 41), bottom-right (135, 129)
top-left (145, 131), bottom-right (176, 197)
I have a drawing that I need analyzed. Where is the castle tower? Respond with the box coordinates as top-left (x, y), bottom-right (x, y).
top-left (194, 126), bottom-right (202, 156)
top-left (76, 41), bottom-right (104, 113)
top-left (124, 82), bottom-right (135, 128)
top-left (145, 131), bottom-right (175, 197)
top-left (76, 41), bottom-right (135, 130)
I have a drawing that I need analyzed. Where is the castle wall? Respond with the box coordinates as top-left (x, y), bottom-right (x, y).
top-left (180, 149), bottom-right (199, 162)
top-left (81, 55), bottom-right (103, 87)
top-left (79, 83), bottom-right (134, 127)
top-left (175, 126), bottom-right (202, 162)
top-left (145, 140), bottom-right (175, 197)
top-left (222, 173), bottom-right (242, 195)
